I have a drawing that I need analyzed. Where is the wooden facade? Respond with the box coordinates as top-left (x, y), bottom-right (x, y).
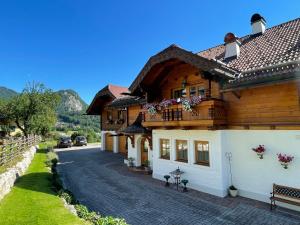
top-left (223, 81), bottom-right (300, 129)
top-left (129, 60), bottom-right (300, 130)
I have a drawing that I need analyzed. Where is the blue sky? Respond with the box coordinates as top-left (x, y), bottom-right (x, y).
top-left (0, 1), bottom-right (299, 103)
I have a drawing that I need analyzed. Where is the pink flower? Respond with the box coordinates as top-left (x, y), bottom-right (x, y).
top-left (277, 153), bottom-right (294, 163)
top-left (252, 145), bottom-right (265, 153)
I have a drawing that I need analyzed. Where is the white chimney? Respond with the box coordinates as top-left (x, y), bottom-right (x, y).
top-left (251, 13), bottom-right (266, 35)
top-left (224, 32), bottom-right (241, 59)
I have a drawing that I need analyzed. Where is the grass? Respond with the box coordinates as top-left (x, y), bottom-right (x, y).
top-left (0, 142), bottom-right (89, 225)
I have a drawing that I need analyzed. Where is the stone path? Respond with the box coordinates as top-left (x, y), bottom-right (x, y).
top-left (56, 147), bottom-right (300, 225)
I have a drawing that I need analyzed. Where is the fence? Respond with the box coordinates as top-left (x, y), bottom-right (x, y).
top-left (0, 135), bottom-right (41, 168)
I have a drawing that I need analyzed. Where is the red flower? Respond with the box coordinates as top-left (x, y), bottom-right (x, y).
top-left (252, 145), bottom-right (265, 153)
top-left (277, 153), bottom-right (294, 163)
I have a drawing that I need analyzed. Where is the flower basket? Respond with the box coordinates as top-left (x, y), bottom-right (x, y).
top-left (143, 103), bottom-right (158, 115)
top-left (252, 145), bottom-right (266, 159)
top-left (159, 99), bottom-right (177, 109)
top-left (277, 153), bottom-right (294, 169)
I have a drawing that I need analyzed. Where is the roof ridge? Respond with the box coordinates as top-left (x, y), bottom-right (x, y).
top-left (107, 83), bottom-right (128, 89)
top-left (197, 17), bottom-right (300, 54)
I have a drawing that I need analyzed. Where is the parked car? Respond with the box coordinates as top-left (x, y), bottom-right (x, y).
top-left (57, 137), bottom-right (72, 148)
top-left (74, 136), bottom-right (87, 146)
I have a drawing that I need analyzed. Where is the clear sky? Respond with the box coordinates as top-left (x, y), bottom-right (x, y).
top-left (0, 1), bottom-right (299, 103)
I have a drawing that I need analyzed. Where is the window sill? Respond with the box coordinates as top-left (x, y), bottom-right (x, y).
top-left (175, 160), bottom-right (188, 163)
top-left (194, 162), bottom-right (210, 167)
top-left (160, 157), bottom-right (170, 160)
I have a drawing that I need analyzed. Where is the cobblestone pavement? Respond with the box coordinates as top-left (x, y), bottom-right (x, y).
top-left (56, 147), bottom-right (300, 225)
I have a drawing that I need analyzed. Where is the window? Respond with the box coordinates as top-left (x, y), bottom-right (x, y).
top-left (176, 140), bottom-right (188, 162)
top-left (173, 88), bottom-right (184, 99)
top-left (189, 86), bottom-right (206, 98)
top-left (160, 139), bottom-right (170, 160)
top-left (195, 141), bottom-right (209, 166)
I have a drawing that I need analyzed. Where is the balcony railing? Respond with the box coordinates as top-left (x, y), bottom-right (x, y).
top-left (141, 99), bottom-right (227, 127)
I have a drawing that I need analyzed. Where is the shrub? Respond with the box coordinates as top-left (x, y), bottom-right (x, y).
top-left (95, 216), bottom-right (128, 225)
top-left (60, 191), bottom-right (73, 204)
top-left (75, 204), bottom-right (90, 220)
top-left (46, 151), bottom-right (58, 167)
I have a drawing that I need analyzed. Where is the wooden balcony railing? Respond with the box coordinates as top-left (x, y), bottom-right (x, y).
top-left (141, 99), bottom-right (227, 128)
top-left (102, 118), bottom-right (128, 131)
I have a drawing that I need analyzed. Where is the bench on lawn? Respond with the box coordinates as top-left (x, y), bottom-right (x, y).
top-left (270, 183), bottom-right (300, 210)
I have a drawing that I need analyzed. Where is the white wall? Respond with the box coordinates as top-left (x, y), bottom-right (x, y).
top-left (222, 130), bottom-right (300, 209)
top-left (152, 130), bottom-right (227, 197)
top-left (128, 134), bottom-right (141, 166)
top-left (127, 135), bottom-right (153, 167)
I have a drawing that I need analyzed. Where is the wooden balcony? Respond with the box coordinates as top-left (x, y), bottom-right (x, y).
top-left (102, 118), bottom-right (128, 131)
top-left (141, 99), bottom-right (227, 128)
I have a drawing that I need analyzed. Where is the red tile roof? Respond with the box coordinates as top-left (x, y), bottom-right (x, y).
top-left (107, 84), bottom-right (129, 99)
top-left (198, 18), bottom-right (300, 73)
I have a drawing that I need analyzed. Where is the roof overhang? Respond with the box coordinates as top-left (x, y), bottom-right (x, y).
top-left (222, 61), bottom-right (300, 91)
top-left (86, 86), bottom-right (116, 115)
top-left (129, 44), bottom-right (237, 94)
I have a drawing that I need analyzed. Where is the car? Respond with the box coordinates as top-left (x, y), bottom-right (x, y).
top-left (74, 136), bottom-right (87, 146)
top-left (57, 137), bottom-right (72, 148)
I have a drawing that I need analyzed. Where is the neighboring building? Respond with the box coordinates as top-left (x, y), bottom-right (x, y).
top-left (88, 14), bottom-right (300, 208)
top-left (87, 84), bottom-right (145, 155)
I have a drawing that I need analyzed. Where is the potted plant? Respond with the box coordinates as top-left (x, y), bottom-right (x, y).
top-left (128, 157), bottom-right (135, 167)
top-left (252, 145), bottom-right (266, 159)
top-left (225, 152), bottom-right (239, 197)
top-left (229, 185), bottom-right (238, 197)
top-left (277, 153), bottom-right (294, 169)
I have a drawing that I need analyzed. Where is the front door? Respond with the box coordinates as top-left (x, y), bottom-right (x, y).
top-left (141, 138), bottom-right (149, 166)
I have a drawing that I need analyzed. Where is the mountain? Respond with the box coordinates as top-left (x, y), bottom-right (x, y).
top-left (0, 86), bottom-right (100, 133)
top-left (0, 87), bottom-right (18, 100)
top-left (55, 89), bottom-right (100, 132)
top-left (56, 89), bottom-right (88, 114)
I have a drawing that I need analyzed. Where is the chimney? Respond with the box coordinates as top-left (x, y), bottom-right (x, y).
top-left (224, 32), bottom-right (241, 59)
top-left (251, 13), bottom-right (266, 35)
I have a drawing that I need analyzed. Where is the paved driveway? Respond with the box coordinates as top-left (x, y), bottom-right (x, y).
top-left (56, 146), bottom-right (300, 225)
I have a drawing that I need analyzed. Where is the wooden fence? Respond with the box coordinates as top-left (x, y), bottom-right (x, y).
top-left (0, 135), bottom-right (41, 168)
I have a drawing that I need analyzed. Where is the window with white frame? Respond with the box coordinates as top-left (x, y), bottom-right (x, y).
top-left (194, 141), bottom-right (209, 166)
top-left (176, 140), bottom-right (188, 162)
top-left (160, 139), bottom-right (170, 160)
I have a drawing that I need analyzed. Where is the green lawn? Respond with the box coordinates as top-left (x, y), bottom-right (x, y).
top-left (0, 142), bottom-right (89, 225)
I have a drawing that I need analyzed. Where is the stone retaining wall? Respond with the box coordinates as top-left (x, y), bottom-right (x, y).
top-left (0, 146), bottom-right (38, 201)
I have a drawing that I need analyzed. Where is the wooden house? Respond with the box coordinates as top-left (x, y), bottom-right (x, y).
top-left (88, 14), bottom-right (300, 208)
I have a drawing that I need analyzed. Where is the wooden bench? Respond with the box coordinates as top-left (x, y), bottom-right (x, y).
top-left (270, 184), bottom-right (300, 210)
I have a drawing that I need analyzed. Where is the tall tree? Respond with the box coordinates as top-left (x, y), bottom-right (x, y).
top-left (5, 83), bottom-right (60, 137)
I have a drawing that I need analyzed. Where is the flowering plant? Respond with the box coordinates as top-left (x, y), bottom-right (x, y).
top-left (159, 99), bottom-right (177, 109)
top-left (190, 95), bottom-right (202, 106)
top-left (143, 103), bottom-right (158, 115)
top-left (277, 153), bottom-right (294, 169)
top-left (181, 96), bottom-right (203, 112)
top-left (252, 145), bottom-right (266, 159)
top-left (182, 98), bottom-right (192, 112)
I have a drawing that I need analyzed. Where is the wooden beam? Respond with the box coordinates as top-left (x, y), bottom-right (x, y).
top-left (126, 135), bottom-right (135, 148)
top-left (231, 91), bottom-right (241, 99)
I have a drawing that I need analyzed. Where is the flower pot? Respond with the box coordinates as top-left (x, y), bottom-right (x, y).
top-left (257, 152), bottom-right (264, 159)
top-left (229, 189), bottom-right (238, 197)
top-left (281, 162), bottom-right (289, 169)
